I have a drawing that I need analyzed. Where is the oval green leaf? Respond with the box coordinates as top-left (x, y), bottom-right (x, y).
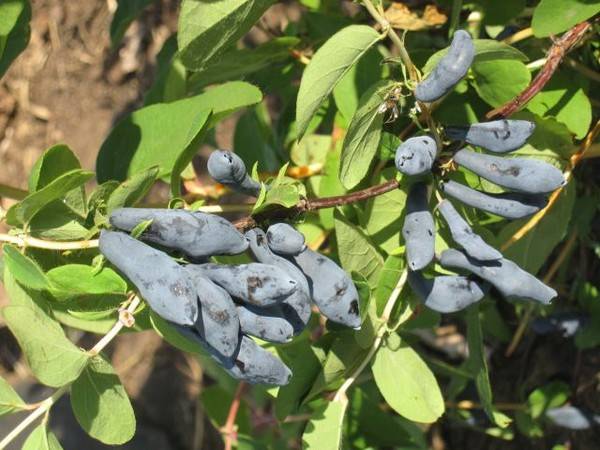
top-left (296, 25), bottom-right (382, 139)
top-left (372, 336), bottom-right (444, 423)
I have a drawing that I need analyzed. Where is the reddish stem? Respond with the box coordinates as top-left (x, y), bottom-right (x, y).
top-left (223, 382), bottom-right (247, 450)
top-left (486, 21), bottom-right (592, 119)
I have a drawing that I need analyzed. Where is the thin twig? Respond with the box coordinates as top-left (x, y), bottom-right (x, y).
top-left (233, 179), bottom-right (401, 231)
top-left (222, 382), bottom-right (247, 450)
top-left (487, 21), bottom-right (592, 119)
top-left (0, 233), bottom-right (99, 250)
top-left (0, 296), bottom-right (141, 449)
top-left (0, 184), bottom-right (28, 201)
top-left (332, 269), bottom-right (408, 403)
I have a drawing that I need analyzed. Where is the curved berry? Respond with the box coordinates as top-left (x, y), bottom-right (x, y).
top-left (440, 180), bottom-right (547, 219)
top-left (440, 248), bottom-right (557, 304)
top-left (99, 230), bottom-right (197, 326)
top-left (445, 120), bottom-right (535, 153)
top-left (109, 208), bottom-right (248, 259)
top-left (402, 183), bottom-right (435, 270)
top-left (454, 148), bottom-right (565, 194)
top-left (415, 30), bottom-right (475, 103)
top-left (207, 149), bottom-right (261, 197)
top-left (437, 199), bottom-right (502, 261)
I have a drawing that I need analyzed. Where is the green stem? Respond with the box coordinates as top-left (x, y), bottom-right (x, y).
top-left (332, 269), bottom-right (408, 402)
top-left (0, 183), bottom-right (28, 201)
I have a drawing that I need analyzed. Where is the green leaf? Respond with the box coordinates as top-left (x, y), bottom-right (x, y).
top-left (0, 375), bottom-right (26, 416)
top-left (97, 81), bottom-right (262, 182)
top-left (6, 169), bottom-right (94, 226)
top-left (373, 255), bottom-right (405, 316)
top-left (29, 201), bottom-right (90, 241)
top-left (46, 264), bottom-right (127, 301)
top-left (144, 35), bottom-right (187, 106)
top-left (28, 144), bottom-right (81, 192)
top-left (3, 245), bottom-right (49, 291)
top-left (334, 209), bottom-right (384, 285)
top-left (234, 104), bottom-right (280, 172)
top-left (526, 71), bottom-right (592, 139)
top-left (528, 381), bottom-right (570, 419)
top-left (70, 355), bottom-right (136, 445)
top-left (2, 271), bottom-right (89, 387)
top-left (360, 168), bottom-right (406, 253)
top-left (306, 333), bottom-right (369, 401)
top-left (22, 424), bottom-right (63, 450)
top-left (0, 0), bottom-right (30, 79)
top-left (532, 0), bottom-right (600, 37)
top-left (275, 336), bottom-right (329, 420)
top-left (302, 400), bottom-right (346, 450)
top-left (332, 47), bottom-right (383, 123)
top-left (170, 110), bottom-right (213, 196)
top-left (253, 184), bottom-right (300, 213)
top-left (105, 166), bottom-right (159, 214)
top-left (339, 81), bottom-right (392, 189)
top-left (110, 0), bottom-right (155, 47)
top-left (471, 59), bottom-right (531, 107)
top-left (178, 0), bottom-right (275, 71)
top-left (466, 305), bottom-right (512, 428)
top-left (480, 0), bottom-right (526, 25)
top-left (422, 39), bottom-right (528, 75)
top-left (296, 25), bottom-right (382, 138)
top-left (372, 334), bottom-right (444, 423)
top-left (187, 37), bottom-right (300, 91)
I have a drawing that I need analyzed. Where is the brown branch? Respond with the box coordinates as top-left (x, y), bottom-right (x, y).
top-left (233, 179), bottom-right (400, 231)
top-left (221, 382), bottom-right (247, 450)
top-left (486, 21), bottom-right (592, 119)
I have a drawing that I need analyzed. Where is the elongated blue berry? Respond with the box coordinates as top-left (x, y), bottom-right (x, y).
top-left (110, 208), bottom-right (248, 259)
top-left (266, 223), bottom-right (306, 256)
top-left (207, 149), bottom-right (261, 197)
top-left (445, 120), bottom-right (535, 153)
top-left (454, 149), bottom-right (565, 194)
top-left (408, 270), bottom-right (486, 313)
top-left (437, 199), bottom-right (502, 261)
top-left (415, 30), bottom-right (475, 102)
top-left (440, 248), bottom-right (557, 304)
top-left (99, 230), bottom-right (197, 326)
top-left (187, 263), bottom-right (297, 307)
top-left (440, 180), bottom-right (546, 219)
top-left (402, 183), bottom-right (435, 270)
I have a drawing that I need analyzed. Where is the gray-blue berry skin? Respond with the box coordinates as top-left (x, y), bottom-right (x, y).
top-left (174, 327), bottom-right (292, 385)
top-left (186, 263), bottom-right (297, 307)
top-left (207, 149), bottom-right (261, 197)
top-left (445, 120), bottom-right (535, 153)
top-left (437, 199), bottom-right (502, 261)
top-left (453, 149), bottom-right (565, 194)
top-left (546, 406), bottom-right (599, 430)
top-left (394, 136), bottom-right (437, 176)
top-left (245, 228), bottom-right (312, 333)
top-left (414, 30), bottom-right (475, 103)
top-left (237, 304), bottom-right (295, 343)
top-left (266, 223), bottom-right (306, 256)
top-left (402, 183), bottom-right (435, 271)
top-left (440, 249), bottom-right (557, 304)
top-left (289, 247), bottom-right (361, 329)
top-left (99, 230), bottom-right (198, 326)
top-left (183, 268), bottom-right (240, 358)
top-left (109, 208), bottom-right (248, 258)
top-left (408, 270), bottom-right (486, 313)
top-left (531, 312), bottom-right (587, 338)
top-left (440, 180), bottom-right (547, 219)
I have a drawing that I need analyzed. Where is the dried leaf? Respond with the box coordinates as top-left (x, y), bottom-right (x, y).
top-left (384, 3), bottom-right (447, 31)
